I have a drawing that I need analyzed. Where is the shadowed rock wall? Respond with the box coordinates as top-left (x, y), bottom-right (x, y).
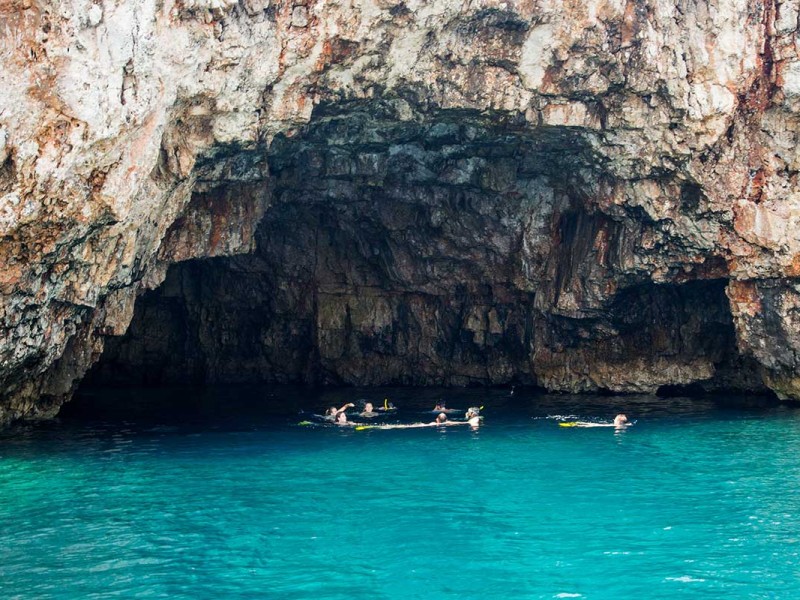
top-left (86, 107), bottom-right (766, 394)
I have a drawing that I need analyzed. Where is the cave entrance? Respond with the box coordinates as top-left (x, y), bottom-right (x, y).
top-left (82, 102), bottom-right (765, 396)
top-left (82, 193), bottom-right (542, 388)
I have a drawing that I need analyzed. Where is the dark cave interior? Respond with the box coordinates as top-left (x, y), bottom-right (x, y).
top-left (82, 104), bottom-right (767, 396)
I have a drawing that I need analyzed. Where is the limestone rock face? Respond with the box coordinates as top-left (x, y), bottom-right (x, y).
top-left (0, 0), bottom-right (798, 423)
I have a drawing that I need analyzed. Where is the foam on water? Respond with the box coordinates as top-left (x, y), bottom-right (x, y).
top-left (1, 387), bottom-right (800, 598)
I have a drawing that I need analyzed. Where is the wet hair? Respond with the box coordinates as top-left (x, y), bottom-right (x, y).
top-left (466, 407), bottom-right (480, 418)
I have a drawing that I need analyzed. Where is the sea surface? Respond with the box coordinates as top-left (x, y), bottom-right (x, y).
top-left (2, 386), bottom-right (800, 599)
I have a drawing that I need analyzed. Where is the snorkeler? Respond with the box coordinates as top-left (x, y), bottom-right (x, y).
top-left (558, 413), bottom-right (632, 429)
top-left (454, 407), bottom-right (481, 427)
top-left (375, 399), bottom-right (396, 412)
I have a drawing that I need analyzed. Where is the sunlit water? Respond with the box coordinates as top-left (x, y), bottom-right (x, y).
top-left (2, 387), bottom-right (800, 599)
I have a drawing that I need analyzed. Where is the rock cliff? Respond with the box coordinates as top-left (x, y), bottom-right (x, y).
top-left (1, 0), bottom-right (798, 424)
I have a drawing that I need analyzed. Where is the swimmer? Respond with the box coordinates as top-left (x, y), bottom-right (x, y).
top-left (326, 402), bottom-right (355, 422)
top-left (335, 408), bottom-right (368, 427)
top-left (357, 409), bottom-right (484, 431)
top-left (613, 413), bottom-right (630, 429)
top-left (360, 402), bottom-right (379, 418)
top-left (463, 407), bottom-right (482, 427)
top-left (559, 413), bottom-right (632, 429)
top-left (436, 407), bottom-right (482, 428)
top-left (367, 413), bottom-right (452, 430)
top-left (432, 401), bottom-right (460, 415)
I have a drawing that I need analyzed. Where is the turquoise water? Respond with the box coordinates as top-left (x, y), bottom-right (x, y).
top-left (2, 388), bottom-right (800, 598)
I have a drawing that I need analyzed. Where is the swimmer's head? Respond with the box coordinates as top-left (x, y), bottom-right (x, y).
top-left (466, 407), bottom-right (480, 419)
top-left (327, 407), bottom-right (337, 416)
top-left (364, 402), bottom-right (373, 412)
top-left (336, 412), bottom-right (347, 424)
top-left (436, 413), bottom-right (447, 423)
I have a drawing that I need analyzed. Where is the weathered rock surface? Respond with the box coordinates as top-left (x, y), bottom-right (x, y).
top-left (1, 0), bottom-right (799, 423)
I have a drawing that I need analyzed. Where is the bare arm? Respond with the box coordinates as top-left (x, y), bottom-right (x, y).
top-left (377, 422), bottom-right (439, 430)
top-left (446, 417), bottom-right (481, 427)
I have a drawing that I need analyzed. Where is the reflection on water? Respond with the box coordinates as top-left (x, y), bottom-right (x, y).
top-left (2, 386), bottom-right (799, 598)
